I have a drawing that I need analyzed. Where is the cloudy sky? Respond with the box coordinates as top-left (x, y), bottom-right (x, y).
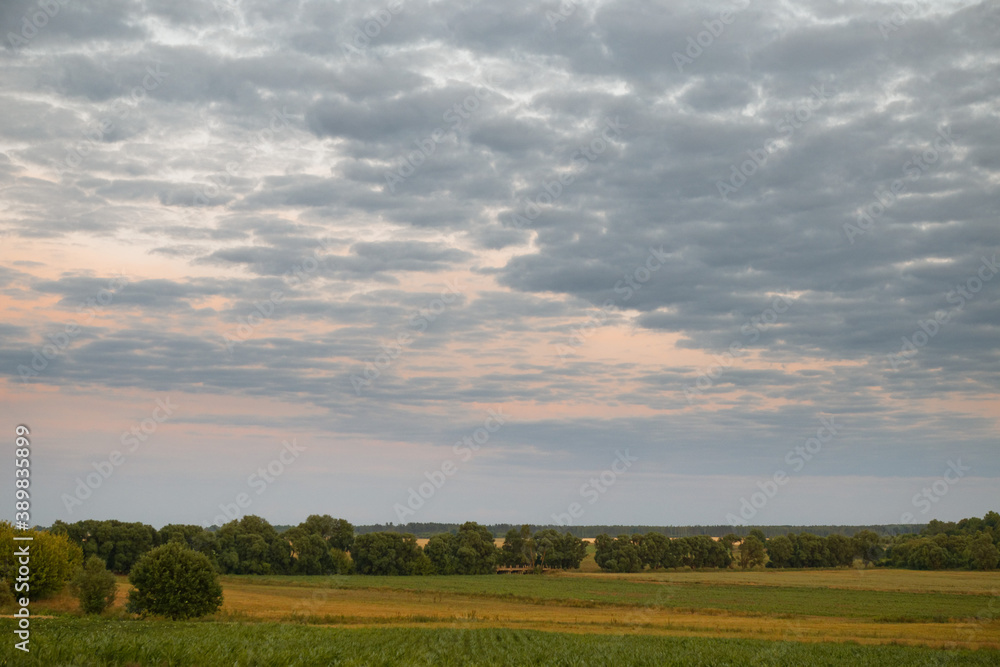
top-left (2, 0), bottom-right (997, 530)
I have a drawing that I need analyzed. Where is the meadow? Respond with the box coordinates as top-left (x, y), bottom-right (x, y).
top-left (6, 566), bottom-right (998, 665)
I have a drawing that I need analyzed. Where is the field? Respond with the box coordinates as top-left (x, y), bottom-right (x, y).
top-left (5, 567), bottom-right (999, 665)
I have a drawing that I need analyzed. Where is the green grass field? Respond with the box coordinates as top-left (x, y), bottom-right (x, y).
top-left (6, 568), bottom-right (999, 665)
top-left (2, 619), bottom-right (999, 667)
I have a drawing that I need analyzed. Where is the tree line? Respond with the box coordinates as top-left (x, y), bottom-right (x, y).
top-left (6, 510), bottom-right (994, 602)
top-left (43, 517), bottom-right (587, 577)
top-left (592, 512), bottom-right (999, 572)
top-left (356, 522), bottom-right (923, 539)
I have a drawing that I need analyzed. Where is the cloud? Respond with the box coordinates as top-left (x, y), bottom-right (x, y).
top-left (1, 0), bottom-right (997, 526)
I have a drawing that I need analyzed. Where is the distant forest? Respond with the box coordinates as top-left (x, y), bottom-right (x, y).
top-left (348, 523), bottom-right (926, 539)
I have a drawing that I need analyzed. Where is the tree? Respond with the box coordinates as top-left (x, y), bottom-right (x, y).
top-left (766, 535), bottom-right (794, 568)
top-left (1, 523), bottom-right (82, 599)
top-left (499, 526), bottom-right (532, 567)
top-left (720, 533), bottom-right (740, 561)
top-left (298, 515), bottom-right (354, 552)
top-left (351, 532), bottom-right (425, 575)
top-left (967, 533), bottom-right (1000, 571)
top-left (852, 530), bottom-right (882, 567)
top-left (126, 542), bottom-right (223, 619)
top-left (424, 534), bottom-right (460, 574)
top-left (795, 533), bottom-right (830, 567)
top-left (158, 524), bottom-right (219, 565)
top-left (738, 535), bottom-right (766, 570)
top-left (639, 532), bottom-right (670, 569)
top-left (424, 523), bottom-right (497, 575)
top-left (215, 515), bottom-right (290, 575)
top-left (52, 520), bottom-right (155, 574)
top-left (285, 527), bottom-right (335, 575)
top-left (594, 534), bottom-right (642, 573)
top-left (533, 529), bottom-right (561, 569)
top-left (826, 534), bottom-right (855, 567)
top-left (549, 532), bottom-right (587, 569)
top-left (71, 556), bottom-right (117, 614)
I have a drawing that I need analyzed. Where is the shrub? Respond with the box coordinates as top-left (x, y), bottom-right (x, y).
top-left (126, 542), bottom-right (223, 619)
top-left (0, 522), bottom-right (82, 599)
top-left (71, 556), bottom-right (117, 614)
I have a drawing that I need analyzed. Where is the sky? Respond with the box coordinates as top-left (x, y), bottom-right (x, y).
top-left (1, 0), bottom-right (997, 531)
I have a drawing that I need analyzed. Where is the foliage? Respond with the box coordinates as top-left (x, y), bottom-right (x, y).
top-left (738, 535), bottom-right (766, 569)
top-left (71, 556), bottom-right (117, 614)
top-left (126, 542), bottom-right (223, 620)
top-left (498, 525), bottom-right (532, 566)
top-left (158, 524), bottom-right (220, 565)
top-left (593, 534), bottom-right (642, 572)
top-left (215, 515), bottom-right (291, 575)
top-left (297, 515), bottom-right (355, 552)
top-left (351, 532), bottom-right (426, 575)
top-left (1, 522), bottom-right (83, 599)
top-left (51, 519), bottom-right (155, 574)
top-left (426, 522), bottom-right (498, 575)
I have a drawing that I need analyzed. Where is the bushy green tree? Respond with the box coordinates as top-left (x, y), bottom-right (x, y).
top-left (52, 519), bottom-right (155, 574)
top-left (71, 556), bottom-right (117, 614)
top-left (738, 536), bottom-right (766, 570)
top-left (215, 515), bottom-right (290, 575)
top-left (126, 542), bottom-right (222, 619)
top-left (298, 515), bottom-right (354, 552)
top-left (594, 534), bottom-right (642, 573)
top-left (1, 523), bottom-right (82, 599)
top-left (351, 532), bottom-right (425, 575)
top-left (157, 524), bottom-right (219, 566)
top-left (766, 535), bottom-right (794, 568)
top-left (424, 523), bottom-right (498, 574)
top-left (967, 533), bottom-right (1000, 570)
top-left (547, 531), bottom-right (587, 569)
top-left (826, 534), bottom-right (855, 567)
top-left (852, 530), bottom-right (882, 567)
top-left (499, 526), bottom-right (532, 567)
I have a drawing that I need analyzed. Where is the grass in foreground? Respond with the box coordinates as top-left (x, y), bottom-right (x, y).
top-left (3, 619), bottom-right (1000, 667)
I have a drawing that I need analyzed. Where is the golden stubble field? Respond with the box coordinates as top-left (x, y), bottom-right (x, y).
top-left (33, 568), bottom-right (999, 651)
top-left (215, 569), bottom-right (1000, 650)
